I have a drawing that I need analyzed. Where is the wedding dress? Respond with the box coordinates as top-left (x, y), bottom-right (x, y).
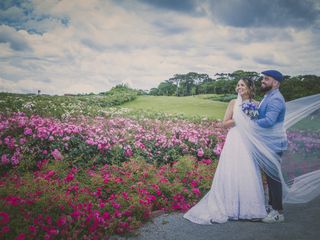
top-left (183, 97), bottom-right (267, 224)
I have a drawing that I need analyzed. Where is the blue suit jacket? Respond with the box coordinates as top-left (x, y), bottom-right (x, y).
top-left (256, 89), bottom-right (287, 152)
top-left (257, 89), bottom-right (286, 128)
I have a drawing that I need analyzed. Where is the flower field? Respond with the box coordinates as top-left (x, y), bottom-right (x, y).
top-left (0, 88), bottom-right (137, 120)
top-left (0, 109), bottom-right (225, 239)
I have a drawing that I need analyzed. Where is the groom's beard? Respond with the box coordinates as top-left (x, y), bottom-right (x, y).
top-left (260, 85), bottom-right (272, 92)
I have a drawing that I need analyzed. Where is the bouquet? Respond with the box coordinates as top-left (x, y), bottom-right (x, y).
top-left (242, 102), bottom-right (259, 119)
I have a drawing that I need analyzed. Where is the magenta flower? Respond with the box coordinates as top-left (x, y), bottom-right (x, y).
top-left (192, 188), bottom-right (201, 197)
top-left (11, 151), bottom-right (21, 165)
top-left (64, 173), bottom-right (74, 183)
top-left (191, 180), bottom-right (198, 187)
top-left (112, 202), bottom-right (121, 209)
top-left (122, 192), bottom-right (129, 200)
top-left (102, 212), bottom-right (110, 220)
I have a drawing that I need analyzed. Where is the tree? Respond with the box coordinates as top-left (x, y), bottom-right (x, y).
top-left (149, 88), bottom-right (159, 96)
top-left (230, 70), bottom-right (259, 81)
top-left (157, 81), bottom-right (176, 96)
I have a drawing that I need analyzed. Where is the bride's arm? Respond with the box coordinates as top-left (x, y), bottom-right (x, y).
top-left (223, 99), bottom-right (236, 128)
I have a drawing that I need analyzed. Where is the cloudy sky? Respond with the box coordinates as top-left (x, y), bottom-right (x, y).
top-left (0, 0), bottom-right (319, 95)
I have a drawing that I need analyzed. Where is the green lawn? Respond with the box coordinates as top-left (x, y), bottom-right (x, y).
top-left (121, 95), bottom-right (228, 120)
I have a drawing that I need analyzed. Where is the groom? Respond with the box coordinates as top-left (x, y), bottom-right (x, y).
top-left (256, 70), bottom-right (287, 223)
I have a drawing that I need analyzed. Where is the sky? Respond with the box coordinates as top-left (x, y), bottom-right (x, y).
top-left (0, 0), bottom-right (319, 95)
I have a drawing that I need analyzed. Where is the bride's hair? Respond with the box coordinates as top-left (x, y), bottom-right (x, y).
top-left (241, 77), bottom-right (256, 100)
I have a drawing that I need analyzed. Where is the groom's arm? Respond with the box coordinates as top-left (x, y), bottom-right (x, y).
top-left (256, 98), bottom-right (283, 128)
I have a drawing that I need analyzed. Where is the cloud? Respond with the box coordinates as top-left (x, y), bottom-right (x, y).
top-left (0, 0), bottom-right (319, 95)
top-left (0, 0), bottom-right (69, 34)
top-left (253, 55), bottom-right (279, 66)
top-left (0, 25), bottom-right (31, 51)
top-left (151, 20), bottom-right (190, 35)
top-left (137, 0), bottom-right (197, 13)
top-left (208, 0), bottom-right (320, 28)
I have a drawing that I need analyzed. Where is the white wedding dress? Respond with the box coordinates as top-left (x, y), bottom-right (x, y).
top-left (183, 98), bottom-right (267, 224)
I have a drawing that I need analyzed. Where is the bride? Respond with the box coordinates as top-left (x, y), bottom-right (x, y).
top-left (183, 78), bottom-right (267, 224)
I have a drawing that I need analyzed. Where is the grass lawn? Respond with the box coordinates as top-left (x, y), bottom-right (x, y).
top-left (121, 95), bottom-right (228, 120)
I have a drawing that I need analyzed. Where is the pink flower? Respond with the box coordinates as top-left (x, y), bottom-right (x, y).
top-left (213, 142), bottom-right (224, 156)
top-left (197, 148), bottom-right (204, 158)
top-left (1, 154), bottom-right (9, 165)
top-left (114, 177), bottom-right (123, 183)
top-left (124, 146), bottom-right (133, 157)
top-left (103, 177), bottom-right (109, 184)
top-left (51, 149), bottom-right (63, 161)
top-left (86, 138), bottom-right (95, 145)
top-left (11, 151), bottom-right (21, 165)
top-left (24, 128), bottom-right (32, 135)
top-left (19, 138), bottom-right (27, 145)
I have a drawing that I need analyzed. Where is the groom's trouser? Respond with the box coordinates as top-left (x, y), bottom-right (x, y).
top-left (266, 152), bottom-right (283, 211)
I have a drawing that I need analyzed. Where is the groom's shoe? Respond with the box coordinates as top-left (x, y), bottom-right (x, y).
top-left (265, 205), bottom-right (273, 214)
top-left (262, 210), bottom-right (284, 223)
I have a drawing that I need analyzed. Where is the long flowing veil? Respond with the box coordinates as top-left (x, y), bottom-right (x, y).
top-left (234, 93), bottom-right (320, 204)
top-left (282, 94), bottom-right (320, 203)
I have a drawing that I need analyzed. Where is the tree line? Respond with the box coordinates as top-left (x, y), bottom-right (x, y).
top-left (149, 70), bottom-right (320, 101)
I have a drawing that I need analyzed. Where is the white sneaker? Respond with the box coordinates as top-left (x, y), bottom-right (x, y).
top-left (265, 205), bottom-right (273, 214)
top-left (262, 210), bottom-right (284, 223)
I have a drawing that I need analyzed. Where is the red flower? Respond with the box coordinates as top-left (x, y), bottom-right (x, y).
top-left (15, 233), bottom-right (26, 240)
top-left (29, 225), bottom-right (36, 233)
top-left (2, 226), bottom-right (10, 233)
top-left (64, 173), bottom-right (74, 183)
top-left (0, 212), bottom-right (10, 225)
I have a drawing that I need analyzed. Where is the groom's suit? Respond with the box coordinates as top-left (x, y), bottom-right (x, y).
top-left (256, 88), bottom-right (287, 211)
